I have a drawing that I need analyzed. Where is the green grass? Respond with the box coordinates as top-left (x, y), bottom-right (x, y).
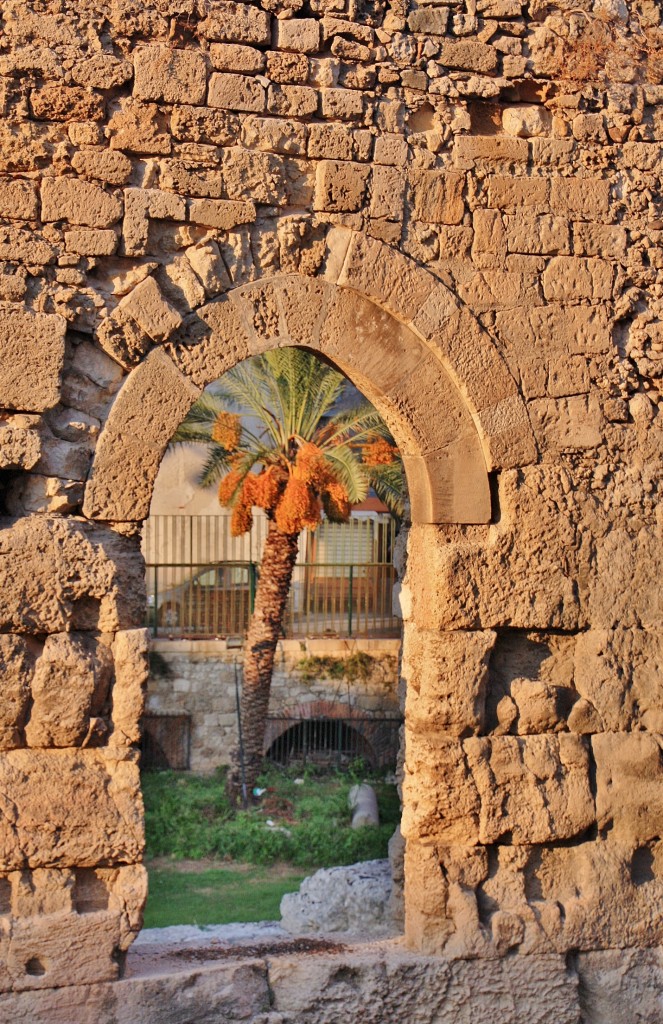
top-left (142, 765), bottom-right (401, 927)
top-left (142, 765), bottom-right (400, 868)
top-left (143, 863), bottom-right (307, 929)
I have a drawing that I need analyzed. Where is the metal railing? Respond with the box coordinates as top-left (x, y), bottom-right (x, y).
top-left (141, 713), bottom-right (192, 770)
top-left (265, 715), bottom-right (402, 771)
top-left (144, 514), bottom-right (400, 639)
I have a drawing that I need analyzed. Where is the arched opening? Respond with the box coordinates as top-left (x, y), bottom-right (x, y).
top-left (78, 235), bottom-right (536, 961)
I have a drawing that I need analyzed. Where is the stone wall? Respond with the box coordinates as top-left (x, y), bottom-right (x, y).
top-left (146, 637), bottom-right (399, 770)
top-left (0, 0), bottom-right (662, 1013)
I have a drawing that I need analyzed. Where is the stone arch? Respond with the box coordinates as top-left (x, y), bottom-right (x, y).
top-left (82, 230), bottom-right (536, 526)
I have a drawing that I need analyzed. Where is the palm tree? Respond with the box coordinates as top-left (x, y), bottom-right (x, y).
top-left (172, 348), bottom-right (403, 801)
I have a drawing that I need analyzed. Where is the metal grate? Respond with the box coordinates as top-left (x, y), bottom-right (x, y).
top-left (141, 713), bottom-right (191, 770)
top-left (265, 716), bottom-right (402, 771)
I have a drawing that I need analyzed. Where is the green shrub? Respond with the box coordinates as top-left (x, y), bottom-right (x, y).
top-left (142, 765), bottom-right (400, 869)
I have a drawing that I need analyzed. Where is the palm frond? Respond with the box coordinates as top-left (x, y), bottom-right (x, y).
top-left (367, 462), bottom-right (405, 519)
top-left (324, 444), bottom-right (369, 505)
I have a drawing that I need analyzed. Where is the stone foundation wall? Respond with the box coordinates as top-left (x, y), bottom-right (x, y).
top-left (0, 0), bottom-right (661, 1010)
top-left (147, 637), bottom-right (399, 770)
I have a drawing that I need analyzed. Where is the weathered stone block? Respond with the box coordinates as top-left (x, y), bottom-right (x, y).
top-left (200, 2), bottom-right (271, 45)
top-left (65, 227), bottom-right (118, 256)
top-left (0, 309), bottom-right (66, 412)
top-left (25, 633), bottom-right (113, 748)
top-left (242, 115), bottom-right (308, 155)
top-left (593, 733), bottom-right (663, 843)
top-left (209, 42), bottom-right (265, 73)
top-left (542, 256), bottom-right (613, 301)
top-left (505, 212), bottom-right (569, 255)
top-left (0, 636), bottom-right (36, 749)
top-left (275, 18), bottom-right (321, 53)
top-left (208, 71), bottom-right (265, 112)
top-left (30, 84), bottom-right (104, 122)
top-left (71, 149), bottom-right (132, 185)
top-left (222, 147), bottom-right (287, 204)
top-left (110, 630), bottom-right (148, 749)
top-left (268, 84), bottom-right (318, 118)
top-left (439, 40), bottom-right (499, 73)
top-left (408, 7), bottom-right (449, 34)
top-left (188, 197), bottom-right (256, 229)
top-left (0, 748), bottom-right (143, 870)
top-left (0, 516), bottom-right (145, 634)
top-left (574, 629), bottom-right (663, 733)
top-left (108, 100), bottom-right (172, 155)
top-left (410, 170), bottom-right (465, 224)
top-left (314, 159), bottom-right (370, 211)
top-left (118, 276), bottom-right (183, 342)
top-left (84, 349), bottom-right (201, 522)
top-left (0, 424), bottom-right (41, 471)
top-left (550, 178), bottom-right (610, 218)
top-left (185, 240), bottom-right (232, 295)
top-left (320, 87), bottom-right (363, 120)
top-left (41, 177), bottom-right (122, 228)
top-left (133, 45), bottom-right (207, 105)
top-left (404, 629), bottom-right (495, 736)
top-left (0, 179), bottom-right (39, 220)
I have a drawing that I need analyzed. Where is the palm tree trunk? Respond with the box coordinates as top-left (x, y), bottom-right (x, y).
top-left (228, 520), bottom-right (299, 803)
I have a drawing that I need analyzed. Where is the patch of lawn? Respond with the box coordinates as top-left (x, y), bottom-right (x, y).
top-left (143, 862), bottom-right (307, 929)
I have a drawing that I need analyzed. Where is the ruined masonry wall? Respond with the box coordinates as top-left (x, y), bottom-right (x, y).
top-left (147, 638), bottom-right (399, 771)
top-left (0, 0), bottom-right (662, 1011)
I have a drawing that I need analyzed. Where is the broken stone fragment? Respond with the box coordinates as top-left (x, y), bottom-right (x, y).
top-left (118, 276), bottom-right (183, 342)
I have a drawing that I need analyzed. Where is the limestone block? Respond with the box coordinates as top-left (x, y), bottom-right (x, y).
top-left (0, 179), bottom-right (39, 220)
top-left (208, 72), bottom-right (265, 112)
top-left (123, 187), bottom-right (186, 257)
top-left (1, 959), bottom-right (271, 1022)
top-left (166, 297), bottom-right (252, 386)
top-left (574, 630), bottom-right (663, 733)
top-left (71, 54), bottom-right (133, 90)
top-left (30, 84), bottom-right (104, 122)
top-left (589, 528), bottom-right (660, 632)
top-left (275, 18), bottom-right (321, 53)
top-left (308, 122), bottom-right (356, 161)
top-left (133, 45), bottom-right (207, 105)
top-left (0, 425), bottom-right (41, 470)
top-left (542, 256), bottom-right (613, 301)
top-left (0, 636), bottom-right (37, 749)
top-left (96, 307), bottom-right (152, 370)
top-left (185, 240), bottom-right (232, 295)
top-left (108, 100), bottom-right (172, 155)
top-left (200, 2), bottom-right (271, 45)
top-left (266, 51), bottom-right (309, 85)
top-left (171, 104), bottom-right (238, 146)
top-left (118, 276), bottom-right (183, 342)
top-left (472, 209), bottom-right (506, 265)
top-left (41, 177), bottom-right (122, 229)
top-left (268, 84), bottom-right (318, 118)
top-left (25, 633), bottom-right (113, 748)
top-left (71, 149), bottom-right (132, 185)
top-left (402, 733), bottom-right (481, 843)
top-left (110, 630), bottom-right (149, 749)
top-left (408, 7), bottom-right (449, 34)
top-left (188, 197), bottom-right (256, 229)
top-left (454, 135), bottom-right (529, 168)
top-left (502, 105), bottom-right (551, 137)
top-left (460, 735), bottom-right (594, 845)
top-left (593, 733), bottom-right (663, 843)
top-left (439, 40), bottom-right (499, 73)
top-left (410, 170), bottom-right (465, 224)
top-left (157, 255), bottom-right (206, 312)
top-left (0, 225), bottom-right (57, 264)
top-left (529, 395), bottom-right (604, 451)
top-left (0, 909), bottom-right (120, 993)
top-left (223, 147), bottom-right (287, 204)
top-left (65, 227), bottom-right (118, 256)
top-left (0, 121), bottom-right (64, 174)
top-left (486, 175), bottom-right (549, 210)
top-left (0, 308), bottom-right (66, 412)
top-left (573, 222), bottom-right (627, 258)
top-left (320, 87), bottom-right (363, 120)
top-left (0, 748), bottom-right (143, 869)
top-left (0, 516), bottom-right (145, 634)
top-left (370, 165), bottom-right (405, 220)
top-left (314, 159), bottom-right (370, 212)
top-left (84, 349), bottom-right (201, 521)
top-left (280, 860), bottom-right (394, 936)
top-left (209, 42), bottom-right (265, 72)
top-left (336, 231), bottom-right (434, 322)
top-left (550, 178), bottom-right (610, 218)
top-left (577, 948), bottom-right (663, 1024)
top-left (242, 115), bottom-right (308, 155)
top-left (404, 629), bottom-right (495, 736)
top-left (505, 212), bottom-right (569, 255)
